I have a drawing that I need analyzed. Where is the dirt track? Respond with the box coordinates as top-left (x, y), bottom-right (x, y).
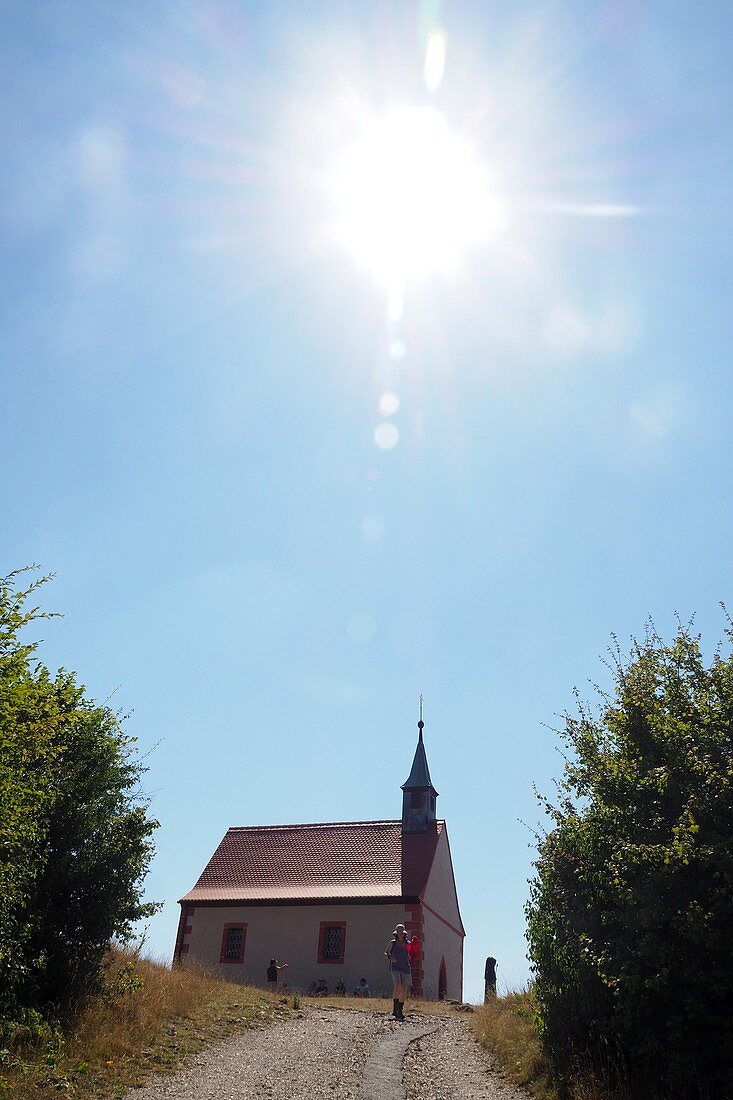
top-left (125, 1006), bottom-right (527, 1100)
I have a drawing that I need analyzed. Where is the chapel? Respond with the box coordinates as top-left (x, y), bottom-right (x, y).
top-left (174, 718), bottom-right (464, 999)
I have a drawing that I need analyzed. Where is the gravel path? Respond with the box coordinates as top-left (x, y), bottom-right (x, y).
top-left (125, 1007), bottom-right (528, 1100)
top-left (404, 1016), bottom-right (529, 1100)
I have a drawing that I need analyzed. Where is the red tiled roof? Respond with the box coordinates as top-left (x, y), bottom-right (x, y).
top-left (180, 819), bottom-right (444, 904)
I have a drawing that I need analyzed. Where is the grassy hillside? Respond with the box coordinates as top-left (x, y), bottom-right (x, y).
top-left (5, 950), bottom-right (593, 1100)
top-left (1, 948), bottom-right (461, 1097)
top-left (1, 947), bottom-right (291, 1098)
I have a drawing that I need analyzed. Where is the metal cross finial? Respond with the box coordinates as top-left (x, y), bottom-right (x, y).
top-left (418, 693), bottom-right (424, 731)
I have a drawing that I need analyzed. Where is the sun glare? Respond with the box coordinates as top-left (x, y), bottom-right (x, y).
top-left (331, 106), bottom-right (504, 302)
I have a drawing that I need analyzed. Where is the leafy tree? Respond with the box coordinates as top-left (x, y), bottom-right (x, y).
top-left (526, 620), bottom-right (733, 1099)
top-left (0, 568), bottom-right (158, 1024)
top-left (0, 569), bottom-right (63, 1019)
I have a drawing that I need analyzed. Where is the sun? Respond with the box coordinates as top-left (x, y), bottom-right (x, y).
top-left (330, 106), bottom-right (504, 309)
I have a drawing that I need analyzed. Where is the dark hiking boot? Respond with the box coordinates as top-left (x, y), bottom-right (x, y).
top-left (392, 998), bottom-right (400, 1018)
top-left (396, 1002), bottom-right (405, 1021)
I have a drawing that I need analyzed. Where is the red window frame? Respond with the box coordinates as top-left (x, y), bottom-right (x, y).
top-left (220, 922), bottom-right (247, 964)
top-left (317, 921), bottom-right (347, 964)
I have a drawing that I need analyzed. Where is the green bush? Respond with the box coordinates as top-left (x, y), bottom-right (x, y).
top-left (0, 568), bottom-right (158, 1027)
top-left (526, 620), bottom-right (733, 1099)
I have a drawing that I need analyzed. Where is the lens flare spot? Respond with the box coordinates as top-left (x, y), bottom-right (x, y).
top-left (379, 392), bottom-right (400, 416)
top-left (374, 422), bottom-right (400, 450)
top-left (630, 401), bottom-right (666, 439)
top-left (543, 304), bottom-right (592, 355)
top-left (388, 284), bottom-right (404, 321)
top-left (361, 513), bottom-right (385, 541)
top-left (390, 339), bottom-right (406, 360)
top-left (78, 127), bottom-right (125, 187)
top-left (163, 67), bottom-right (206, 107)
top-left (424, 29), bottom-right (447, 93)
top-left (347, 613), bottom-right (376, 643)
top-left (629, 387), bottom-right (687, 440)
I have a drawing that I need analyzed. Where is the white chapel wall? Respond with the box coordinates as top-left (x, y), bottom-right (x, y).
top-left (420, 829), bottom-right (464, 1000)
top-left (181, 901), bottom-right (405, 995)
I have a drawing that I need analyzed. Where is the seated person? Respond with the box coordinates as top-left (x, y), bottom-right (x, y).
top-left (356, 977), bottom-right (370, 997)
top-left (334, 980), bottom-right (346, 996)
top-left (306, 982), bottom-right (317, 996)
top-left (315, 978), bottom-right (328, 996)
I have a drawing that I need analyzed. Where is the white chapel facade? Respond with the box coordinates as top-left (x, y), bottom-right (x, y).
top-left (174, 720), bottom-right (464, 999)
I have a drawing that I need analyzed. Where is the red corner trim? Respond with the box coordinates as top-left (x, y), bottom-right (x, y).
top-left (173, 904), bottom-right (187, 965)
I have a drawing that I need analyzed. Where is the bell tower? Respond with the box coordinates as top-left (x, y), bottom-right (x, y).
top-left (401, 699), bottom-right (438, 834)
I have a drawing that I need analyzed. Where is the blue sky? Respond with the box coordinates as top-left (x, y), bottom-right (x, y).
top-left (2, 0), bottom-right (732, 1002)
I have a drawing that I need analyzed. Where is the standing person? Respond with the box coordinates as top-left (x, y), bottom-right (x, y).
top-left (484, 956), bottom-right (497, 1002)
top-left (267, 957), bottom-right (288, 985)
top-left (385, 923), bottom-right (412, 1020)
top-left (407, 933), bottom-right (421, 969)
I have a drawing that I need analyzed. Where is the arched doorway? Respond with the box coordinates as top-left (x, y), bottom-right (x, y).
top-left (438, 957), bottom-right (447, 1000)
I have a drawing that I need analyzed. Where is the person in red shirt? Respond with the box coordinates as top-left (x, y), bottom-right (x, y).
top-left (407, 933), bottom-right (420, 968)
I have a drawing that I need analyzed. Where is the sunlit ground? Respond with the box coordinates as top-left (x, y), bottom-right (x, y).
top-left (298, 993), bottom-right (465, 1015)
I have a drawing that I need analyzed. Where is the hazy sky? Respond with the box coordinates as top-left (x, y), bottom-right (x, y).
top-left (3, 1), bottom-right (733, 1001)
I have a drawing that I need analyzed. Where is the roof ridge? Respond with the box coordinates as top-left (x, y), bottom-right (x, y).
top-left (226, 819), bottom-right (402, 833)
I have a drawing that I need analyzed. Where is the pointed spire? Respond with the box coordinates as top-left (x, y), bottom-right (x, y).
top-left (401, 722), bottom-right (435, 790)
top-left (401, 700), bottom-right (439, 832)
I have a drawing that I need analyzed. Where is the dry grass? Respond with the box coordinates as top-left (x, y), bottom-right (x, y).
top-left (0, 954), bottom-right (534, 1100)
top-left (473, 990), bottom-right (635, 1100)
top-left (474, 988), bottom-right (559, 1100)
top-left (1, 946), bottom-right (291, 1098)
